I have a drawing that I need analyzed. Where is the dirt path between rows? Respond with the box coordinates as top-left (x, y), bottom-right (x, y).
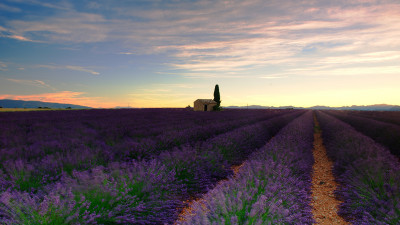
top-left (311, 114), bottom-right (348, 224)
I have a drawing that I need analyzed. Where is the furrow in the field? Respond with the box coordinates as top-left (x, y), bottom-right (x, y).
top-left (175, 111), bottom-right (315, 224)
top-left (311, 114), bottom-right (348, 224)
top-left (316, 111), bottom-right (400, 224)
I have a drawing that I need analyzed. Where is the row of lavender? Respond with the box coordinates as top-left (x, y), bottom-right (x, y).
top-left (0, 109), bottom-right (288, 193)
top-left (0, 109), bottom-right (303, 224)
top-left (325, 110), bottom-right (400, 158)
top-left (316, 111), bottom-right (400, 224)
top-left (179, 111), bottom-right (315, 224)
top-left (338, 110), bottom-right (400, 126)
top-left (0, 108), bottom-right (286, 161)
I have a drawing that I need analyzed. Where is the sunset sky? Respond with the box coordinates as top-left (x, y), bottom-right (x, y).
top-left (0, 0), bottom-right (399, 108)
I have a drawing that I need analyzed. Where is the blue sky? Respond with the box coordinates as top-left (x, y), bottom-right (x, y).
top-left (0, 0), bottom-right (399, 108)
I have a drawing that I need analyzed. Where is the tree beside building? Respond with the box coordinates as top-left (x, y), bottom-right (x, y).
top-left (213, 84), bottom-right (221, 111)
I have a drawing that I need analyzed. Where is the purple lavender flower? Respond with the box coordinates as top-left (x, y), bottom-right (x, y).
top-left (179, 111), bottom-right (315, 224)
top-left (316, 111), bottom-right (400, 224)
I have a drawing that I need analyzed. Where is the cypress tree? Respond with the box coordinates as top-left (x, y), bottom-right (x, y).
top-left (213, 84), bottom-right (221, 110)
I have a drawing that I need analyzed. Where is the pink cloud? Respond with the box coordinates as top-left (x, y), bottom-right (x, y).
top-left (8, 35), bottom-right (31, 41)
top-left (164, 2), bottom-right (400, 76)
top-left (0, 25), bottom-right (33, 41)
top-left (0, 91), bottom-right (114, 108)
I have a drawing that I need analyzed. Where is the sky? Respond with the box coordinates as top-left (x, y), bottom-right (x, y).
top-left (0, 0), bottom-right (399, 108)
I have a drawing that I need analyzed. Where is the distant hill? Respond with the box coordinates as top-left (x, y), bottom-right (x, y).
top-left (225, 105), bottom-right (298, 109)
top-left (0, 99), bottom-right (91, 109)
top-left (225, 104), bottom-right (400, 111)
top-left (332, 104), bottom-right (400, 111)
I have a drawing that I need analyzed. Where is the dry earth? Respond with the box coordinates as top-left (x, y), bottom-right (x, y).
top-left (311, 115), bottom-right (349, 224)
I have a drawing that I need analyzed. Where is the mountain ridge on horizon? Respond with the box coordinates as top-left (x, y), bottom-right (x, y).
top-left (225, 104), bottom-right (400, 111)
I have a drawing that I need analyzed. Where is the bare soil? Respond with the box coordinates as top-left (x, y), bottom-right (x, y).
top-left (311, 115), bottom-right (348, 224)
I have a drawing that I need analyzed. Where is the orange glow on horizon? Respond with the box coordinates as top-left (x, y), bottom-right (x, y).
top-left (0, 92), bottom-right (116, 108)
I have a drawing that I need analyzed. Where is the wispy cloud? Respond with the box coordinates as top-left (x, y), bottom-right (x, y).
top-left (118, 52), bottom-right (134, 55)
top-left (0, 61), bottom-right (7, 71)
top-left (37, 64), bottom-right (100, 75)
top-left (3, 0), bottom-right (399, 63)
top-left (64, 66), bottom-right (100, 75)
top-left (0, 25), bottom-right (34, 42)
top-left (156, 2), bottom-right (400, 76)
top-left (292, 65), bottom-right (400, 77)
top-left (7, 11), bottom-right (109, 43)
top-left (315, 51), bottom-right (400, 65)
top-left (5, 0), bottom-right (71, 10)
top-left (8, 34), bottom-right (31, 41)
top-left (0, 3), bottom-right (21, 12)
top-left (0, 34), bottom-right (33, 42)
top-left (6, 78), bottom-right (55, 90)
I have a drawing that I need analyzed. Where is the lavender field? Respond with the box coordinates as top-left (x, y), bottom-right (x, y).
top-left (0, 109), bottom-right (399, 224)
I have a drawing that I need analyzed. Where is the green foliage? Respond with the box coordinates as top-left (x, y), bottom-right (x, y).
top-left (213, 84), bottom-right (221, 110)
top-left (7, 201), bottom-right (69, 225)
top-left (74, 188), bottom-right (118, 224)
top-left (11, 169), bottom-right (43, 192)
top-left (26, 204), bottom-right (71, 225)
top-left (212, 105), bottom-right (221, 111)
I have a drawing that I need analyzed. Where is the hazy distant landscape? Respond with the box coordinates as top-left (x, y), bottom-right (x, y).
top-left (2, 99), bottom-right (400, 111)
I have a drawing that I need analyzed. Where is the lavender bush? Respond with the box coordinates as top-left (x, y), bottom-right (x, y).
top-left (1, 159), bottom-right (182, 224)
top-left (179, 111), bottom-right (315, 224)
top-left (342, 110), bottom-right (400, 126)
top-left (316, 111), bottom-right (400, 224)
top-left (326, 110), bottom-right (400, 157)
top-left (159, 110), bottom-right (303, 199)
top-left (0, 109), bottom-right (289, 192)
top-left (0, 182), bottom-right (98, 225)
top-left (0, 108), bottom-right (301, 224)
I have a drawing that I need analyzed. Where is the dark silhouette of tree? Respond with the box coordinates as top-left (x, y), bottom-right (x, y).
top-left (213, 84), bottom-right (221, 111)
